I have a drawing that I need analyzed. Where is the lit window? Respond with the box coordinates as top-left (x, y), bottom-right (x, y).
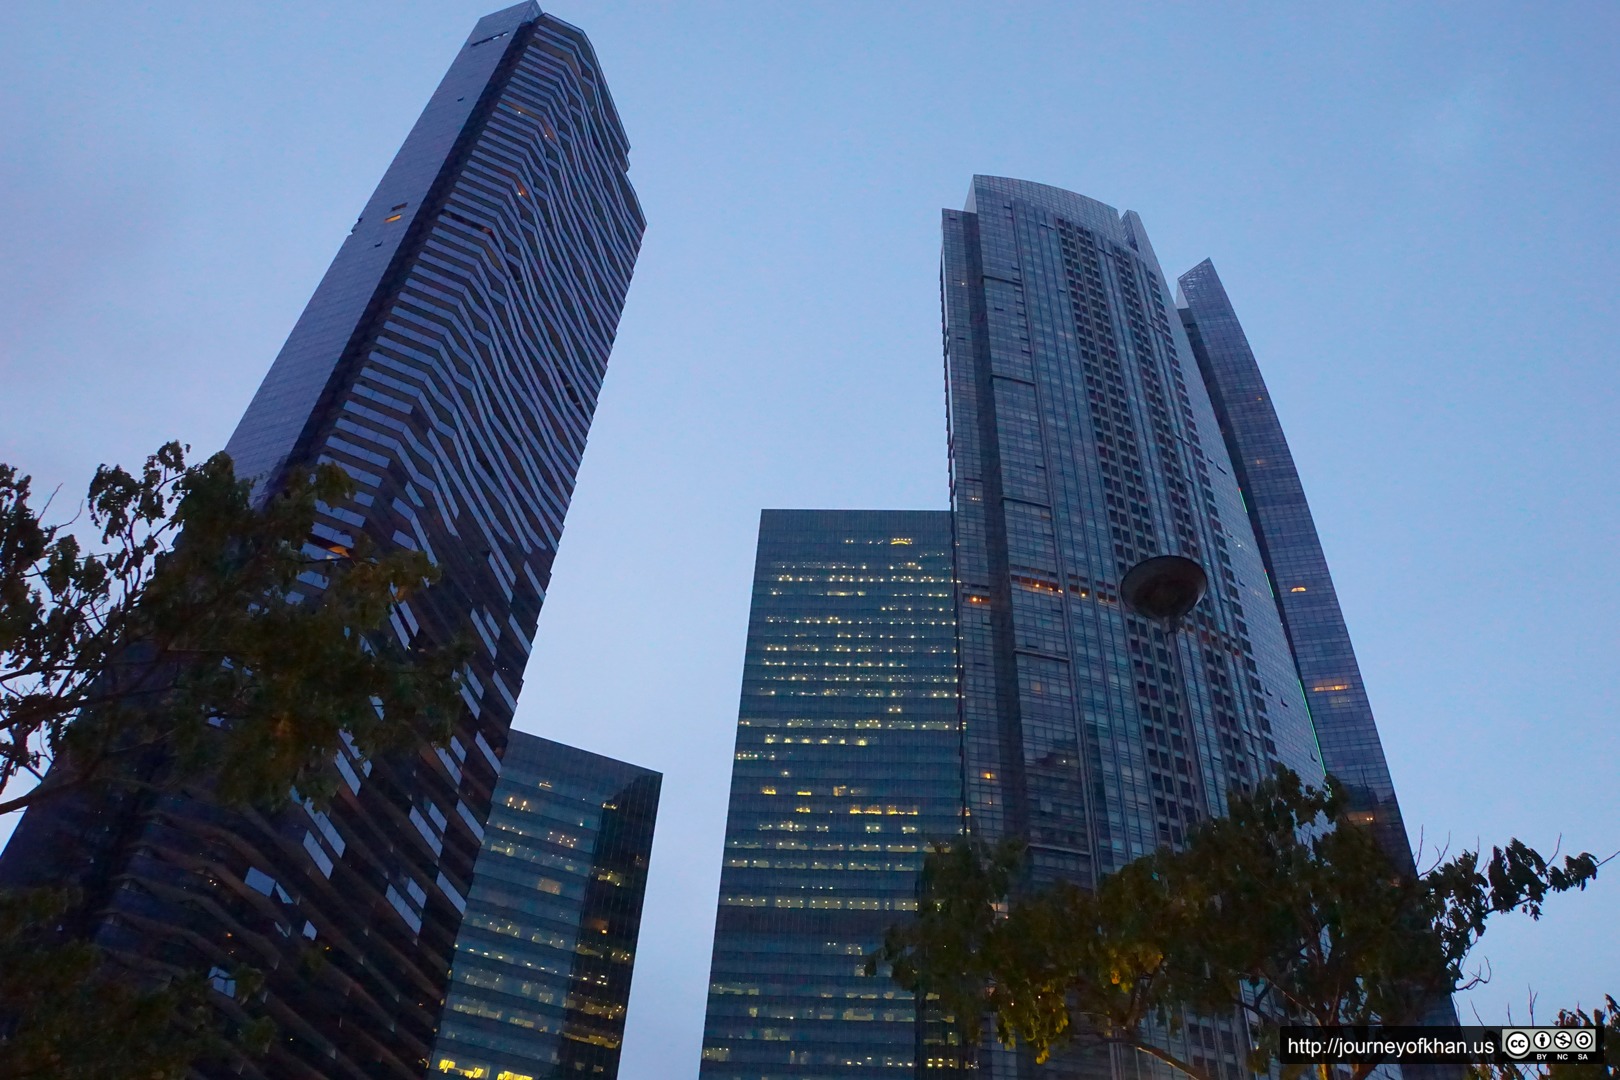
top-left (384, 213), bottom-right (403, 223)
top-left (1290, 586), bottom-right (1307, 593)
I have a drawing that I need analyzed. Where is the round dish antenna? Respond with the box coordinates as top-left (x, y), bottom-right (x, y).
top-left (1120, 555), bottom-right (1208, 627)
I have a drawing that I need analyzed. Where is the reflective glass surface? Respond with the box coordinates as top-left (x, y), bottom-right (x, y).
top-left (431, 733), bottom-right (659, 1080)
top-left (699, 510), bottom-right (964, 1079)
top-left (1176, 259), bottom-right (1412, 869)
top-left (0, 7), bottom-right (644, 1078)
top-left (1176, 262), bottom-right (1457, 1043)
top-left (943, 178), bottom-right (1326, 1080)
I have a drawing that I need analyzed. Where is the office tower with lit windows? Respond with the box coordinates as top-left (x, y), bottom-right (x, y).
top-left (430, 732), bottom-right (659, 1080)
top-left (0, 6), bottom-right (642, 1079)
top-left (698, 510), bottom-right (964, 1080)
top-left (943, 177), bottom-right (1333, 1080)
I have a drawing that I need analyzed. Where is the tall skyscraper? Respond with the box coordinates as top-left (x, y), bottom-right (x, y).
top-left (1175, 260), bottom-right (1413, 871)
top-left (1177, 260), bottom-right (1457, 1045)
top-left (945, 176), bottom-right (1323, 873)
top-left (944, 177), bottom-right (1330, 1078)
top-left (699, 179), bottom-right (1426, 1078)
top-left (431, 732), bottom-right (659, 1080)
top-left (699, 510), bottom-right (963, 1080)
top-left (0, 6), bottom-right (642, 1078)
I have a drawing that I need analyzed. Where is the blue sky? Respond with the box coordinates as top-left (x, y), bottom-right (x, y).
top-left (1, 2), bottom-right (1616, 1075)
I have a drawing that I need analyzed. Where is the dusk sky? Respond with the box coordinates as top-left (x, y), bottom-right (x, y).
top-left (1, 3), bottom-right (1615, 1076)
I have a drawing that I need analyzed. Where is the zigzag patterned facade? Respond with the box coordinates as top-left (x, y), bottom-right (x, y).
top-left (0, 6), bottom-right (642, 1078)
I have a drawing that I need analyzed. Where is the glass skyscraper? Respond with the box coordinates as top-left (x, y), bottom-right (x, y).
top-left (431, 731), bottom-right (659, 1080)
top-left (944, 176), bottom-right (1323, 875)
top-left (1177, 259), bottom-right (1456, 1044)
top-left (944, 177), bottom-right (1328, 1079)
top-left (697, 178), bottom-right (1429, 1078)
top-left (0, 6), bottom-right (642, 1078)
top-left (1175, 259), bottom-right (1413, 871)
top-left (699, 510), bottom-right (964, 1080)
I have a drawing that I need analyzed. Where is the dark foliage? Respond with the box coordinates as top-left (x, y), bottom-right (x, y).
top-left (874, 768), bottom-right (1602, 1080)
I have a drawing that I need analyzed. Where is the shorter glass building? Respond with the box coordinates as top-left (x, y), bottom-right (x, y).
top-left (431, 732), bottom-right (660, 1080)
top-left (700, 509), bottom-right (965, 1079)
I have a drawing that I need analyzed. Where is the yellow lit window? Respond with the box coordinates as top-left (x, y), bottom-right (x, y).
top-left (384, 213), bottom-right (403, 223)
top-left (1290, 586), bottom-right (1307, 593)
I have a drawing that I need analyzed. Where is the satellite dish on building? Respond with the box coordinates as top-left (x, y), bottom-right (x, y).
top-left (1120, 555), bottom-right (1208, 629)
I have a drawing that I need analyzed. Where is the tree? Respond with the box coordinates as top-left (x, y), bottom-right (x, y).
top-left (0, 441), bottom-right (465, 816)
top-left (0, 887), bottom-right (271, 1080)
top-left (873, 769), bottom-right (1604, 1080)
top-left (1529, 996), bottom-right (1618, 1080)
top-left (0, 442), bottom-right (468, 1074)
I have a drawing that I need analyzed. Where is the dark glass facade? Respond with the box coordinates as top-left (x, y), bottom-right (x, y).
top-left (0, 6), bottom-right (642, 1079)
top-left (691, 178), bottom-right (1430, 1079)
top-left (699, 510), bottom-right (964, 1080)
top-left (431, 732), bottom-right (659, 1080)
top-left (1175, 259), bottom-right (1412, 869)
top-left (1176, 260), bottom-right (1457, 1042)
top-left (943, 178), bottom-right (1328, 1080)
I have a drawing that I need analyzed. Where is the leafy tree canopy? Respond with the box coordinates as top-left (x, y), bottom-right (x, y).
top-left (0, 441), bottom-right (466, 816)
top-left (0, 442), bottom-right (469, 1075)
top-left (874, 769), bottom-right (1606, 1080)
top-left (0, 887), bottom-right (271, 1080)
